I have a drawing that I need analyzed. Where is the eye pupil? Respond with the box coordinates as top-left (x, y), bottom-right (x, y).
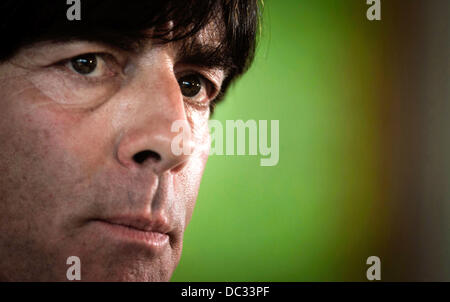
top-left (71, 54), bottom-right (97, 75)
top-left (178, 75), bottom-right (202, 97)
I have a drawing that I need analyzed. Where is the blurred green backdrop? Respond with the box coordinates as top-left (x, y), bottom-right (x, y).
top-left (172, 0), bottom-right (449, 281)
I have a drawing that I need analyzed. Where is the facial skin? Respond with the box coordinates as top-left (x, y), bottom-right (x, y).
top-left (0, 29), bottom-right (224, 281)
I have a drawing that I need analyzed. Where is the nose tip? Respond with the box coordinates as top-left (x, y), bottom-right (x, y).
top-left (116, 124), bottom-right (193, 175)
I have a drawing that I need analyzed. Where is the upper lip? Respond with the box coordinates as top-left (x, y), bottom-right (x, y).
top-left (97, 215), bottom-right (172, 234)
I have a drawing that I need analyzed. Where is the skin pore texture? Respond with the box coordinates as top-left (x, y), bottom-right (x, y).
top-left (0, 26), bottom-right (224, 281)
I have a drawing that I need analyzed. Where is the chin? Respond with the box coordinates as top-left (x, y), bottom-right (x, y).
top-left (80, 266), bottom-right (173, 282)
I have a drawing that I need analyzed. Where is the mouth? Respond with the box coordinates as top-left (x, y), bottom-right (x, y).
top-left (91, 216), bottom-right (171, 251)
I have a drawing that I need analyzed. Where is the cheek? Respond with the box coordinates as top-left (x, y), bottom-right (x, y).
top-left (0, 78), bottom-right (93, 271)
top-left (176, 127), bottom-right (211, 228)
top-left (1, 74), bottom-right (111, 176)
top-left (0, 78), bottom-right (90, 214)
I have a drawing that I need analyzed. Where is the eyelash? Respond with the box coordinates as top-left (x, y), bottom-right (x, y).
top-left (54, 53), bottom-right (117, 84)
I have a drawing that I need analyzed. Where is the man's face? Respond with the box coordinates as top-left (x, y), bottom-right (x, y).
top-left (0, 30), bottom-right (223, 281)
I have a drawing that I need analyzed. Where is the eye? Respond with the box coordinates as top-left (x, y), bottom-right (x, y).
top-left (70, 54), bottom-right (98, 75)
top-left (65, 53), bottom-right (117, 80)
top-left (178, 74), bottom-right (204, 98)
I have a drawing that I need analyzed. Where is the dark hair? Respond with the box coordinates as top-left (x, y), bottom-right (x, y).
top-left (0, 0), bottom-right (261, 106)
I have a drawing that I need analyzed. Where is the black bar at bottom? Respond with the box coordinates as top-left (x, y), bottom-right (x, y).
top-left (0, 282), bottom-right (447, 299)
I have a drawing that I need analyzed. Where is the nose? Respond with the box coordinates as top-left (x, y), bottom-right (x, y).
top-left (115, 61), bottom-right (193, 175)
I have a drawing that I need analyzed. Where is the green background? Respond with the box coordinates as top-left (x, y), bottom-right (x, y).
top-left (171, 0), bottom-right (448, 281)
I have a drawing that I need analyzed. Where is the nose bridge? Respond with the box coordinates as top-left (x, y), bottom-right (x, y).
top-left (115, 56), bottom-right (192, 174)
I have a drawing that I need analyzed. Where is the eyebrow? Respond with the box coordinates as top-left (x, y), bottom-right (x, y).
top-left (174, 38), bottom-right (232, 76)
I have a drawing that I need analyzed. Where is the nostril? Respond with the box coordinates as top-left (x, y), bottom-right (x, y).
top-left (132, 150), bottom-right (161, 164)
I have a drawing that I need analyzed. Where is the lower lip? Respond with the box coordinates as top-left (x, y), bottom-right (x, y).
top-left (93, 220), bottom-right (170, 249)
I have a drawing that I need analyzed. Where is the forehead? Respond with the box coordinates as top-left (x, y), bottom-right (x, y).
top-left (143, 16), bottom-right (225, 54)
top-left (158, 19), bottom-right (231, 74)
top-left (195, 17), bottom-right (225, 47)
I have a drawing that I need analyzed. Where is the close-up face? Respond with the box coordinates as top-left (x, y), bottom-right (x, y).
top-left (0, 0), bottom-right (448, 287)
top-left (0, 28), bottom-right (225, 281)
